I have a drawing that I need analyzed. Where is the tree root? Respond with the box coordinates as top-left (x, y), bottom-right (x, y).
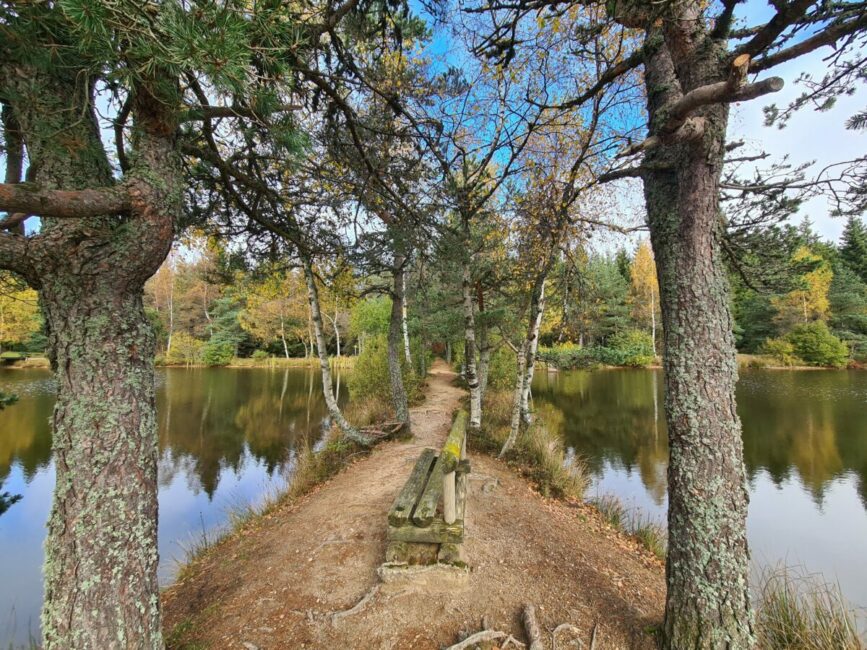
top-left (330, 584), bottom-right (380, 625)
top-left (523, 603), bottom-right (544, 650)
top-left (445, 630), bottom-right (525, 650)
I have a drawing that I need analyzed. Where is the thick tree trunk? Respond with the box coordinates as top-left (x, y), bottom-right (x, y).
top-left (520, 280), bottom-right (545, 423)
top-left (302, 258), bottom-right (369, 445)
top-left (40, 279), bottom-right (163, 649)
top-left (641, 31), bottom-right (754, 649)
top-left (461, 264), bottom-right (482, 428)
top-left (388, 260), bottom-right (411, 428)
top-left (1, 69), bottom-right (183, 648)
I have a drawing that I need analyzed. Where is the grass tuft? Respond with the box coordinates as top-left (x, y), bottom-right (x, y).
top-left (588, 493), bottom-right (667, 560)
top-left (756, 565), bottom-right (863, 650)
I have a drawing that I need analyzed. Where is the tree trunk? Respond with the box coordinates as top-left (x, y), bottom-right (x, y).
top-left (280, 314), bottom-right (290, 359)
top-left (40, 280), bottom-right (164, 649)
top-left (500, 340), bottom-right (527, 457)
top-left (651, 285), bottom-right (657, 356)
top-left (401, 271), bottom-right (412, 367)
top-left (446, 341), bottom-right (452, 364)
top-left (2, 69), bottom-right (183, 648)
top-left (477, 322), bottom-right (491, 402)
top-left (388, 260), bottom-right (411, 428)
top-left (301, 258), bottom-right (369, 445)
top-left (461, 264), bottom-right (482, 428)
top-left (641, 30), bottom-right (754, 648)
top-left (520, 279), bottom-right (545, 423)
top-left (334, 311), bottom-right (341, 358)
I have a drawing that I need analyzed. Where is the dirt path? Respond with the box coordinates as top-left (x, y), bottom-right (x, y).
top-left (163, 360), bottom-right (665, 649)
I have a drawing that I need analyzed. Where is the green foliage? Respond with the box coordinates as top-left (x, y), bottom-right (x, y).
top-left (251, 349), bottom-right (269, 360)
top-left (786, 322), bottom-right (849, 368)
top-left (762, 338), bottom-right (802, 367)
top-left (200, 341), bottom-right (234, 367)
top-left (350, 297), bottom-right (391, 337)
top-left (604, 329), bottom-right (656, 367)
top-left (538, 330), bottom-right (655, 369)
top-left (349, 334), bottom-right (392, 402)
top-left (486, 346), bottom-right (517, 390)
top-left (839, 216), bottom-right (867, 283)
top-left (166, 332), bottom-right (204, 366)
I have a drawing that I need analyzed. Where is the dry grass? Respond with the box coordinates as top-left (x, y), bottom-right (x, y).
top-left (476, 390), bottom-right (589, 500)
top-left (756, 565), bottom-right (863, 650)
top-left (588, 494), bottom-right (667, 560)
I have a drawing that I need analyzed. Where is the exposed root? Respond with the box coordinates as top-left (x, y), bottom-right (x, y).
top-left (330, 584), bottom-right (380, 625)
top-left (552, 623), bottom-right (584, 649)
top-left (445, 630), bottom-right (521, 650)
top-left (523, 603), bottom-right (544, 650)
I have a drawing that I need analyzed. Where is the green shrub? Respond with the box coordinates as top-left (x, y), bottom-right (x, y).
top-left (762, 337), bottom-right (802, 367)
top-left (251, 349), bottom-right (269, 360)
top-left (786, 322), bottom-right (849, 368)
top-left (538, 332), bottom-right (654, 369)
top-left (604, 329), bottom-right (655, 367)
top-left (349, 334), bottom-right (423, 404)
top-left (200, 341), bottom-right (234, 367)
top-left (486, 346), bottom-right (517, 390)
top-left (166, 332), bottom-right (204, 366)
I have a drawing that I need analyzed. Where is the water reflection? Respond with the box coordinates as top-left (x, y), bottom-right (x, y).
top-left (532, 367), bottom-right (867, 613)
top-left (0, 366), bottom-right (340, 647)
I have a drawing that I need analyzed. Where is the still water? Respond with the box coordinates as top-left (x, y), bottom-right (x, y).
top-left (2, 368), bottom-right (866, 644)
top-left (0, 367), bottom-right (344, 646)
top-left (532, 368), bottom-right (867, 620)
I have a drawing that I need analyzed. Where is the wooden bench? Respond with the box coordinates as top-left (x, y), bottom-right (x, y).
top-left (386, 410), bottom-right (470, 566)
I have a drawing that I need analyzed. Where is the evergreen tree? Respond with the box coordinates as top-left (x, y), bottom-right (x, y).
top-left (839, 216), bottom-right (867, 283)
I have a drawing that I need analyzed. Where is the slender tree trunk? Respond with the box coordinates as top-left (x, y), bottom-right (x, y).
top-left (520, 280), bottom-right (546, 423)
top-left (500, 340), bottom-right (527, 457)
top-left (166, 251), bottom-right (175, 355)
top-left (334, 311), bottom-right (341, 358)
top-left (401, 271), bottom-right (412, 367)
top-left (446, 341), bottom-right (452, 364)
top-left (279, 314), bottom-right (290, 359)
top-left (461, 264), bottom-right (482, 428)
top-left (301, 257), bottom-right (369, 445)
top-left (641, 30), bottom-right (754, 648)
top-left (388, 259), bottom-right (410, 428)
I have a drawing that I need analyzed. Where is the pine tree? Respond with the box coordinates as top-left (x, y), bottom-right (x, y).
top-left (839, 216), bottom-right (867, 283)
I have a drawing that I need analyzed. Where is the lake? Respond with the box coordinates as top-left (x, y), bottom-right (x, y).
top-left (532, 367), bottom-right (867, 625)
top-left (2, 367), bottom-right (865, 645)
top-left (0, 367), bottom-right (345, 647)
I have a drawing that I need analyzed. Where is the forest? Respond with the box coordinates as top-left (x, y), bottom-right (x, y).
top-left (1, 0), bottom-right (866, 648)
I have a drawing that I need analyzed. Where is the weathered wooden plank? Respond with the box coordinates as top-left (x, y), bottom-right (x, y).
top-left (387, 519), bottom-right (464, 544)
top-left (456, 470), bottom-right (467, 523)
top-left (443, 470), bottom-right (456, 524)
top-left (388, 448), bottom-right (436, 527)
top-left (412, 454), bottom-right (445, 527)
top-left (441, 409), bottom-right (468, 472)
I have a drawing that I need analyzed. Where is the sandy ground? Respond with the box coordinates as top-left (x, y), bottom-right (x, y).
top-left (162, 360), bottom-right (665, 649)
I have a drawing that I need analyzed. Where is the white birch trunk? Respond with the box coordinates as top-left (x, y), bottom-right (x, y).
top-left (302, 258), bottom-right (368, 445)
top-left (462, 264), bottom-right (481, 428)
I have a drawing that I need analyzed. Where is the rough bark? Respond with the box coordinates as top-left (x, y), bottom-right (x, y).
top-left (388, 259), bottom-right (411, 428)
top-left (0, 66), bottom-right (183, 648)
top-left (640, 23), bottom-right (755, 649)
top-left (477, 321), bottom-right (491, 402)
top-left (302, 257), bottom-right (369, 445)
